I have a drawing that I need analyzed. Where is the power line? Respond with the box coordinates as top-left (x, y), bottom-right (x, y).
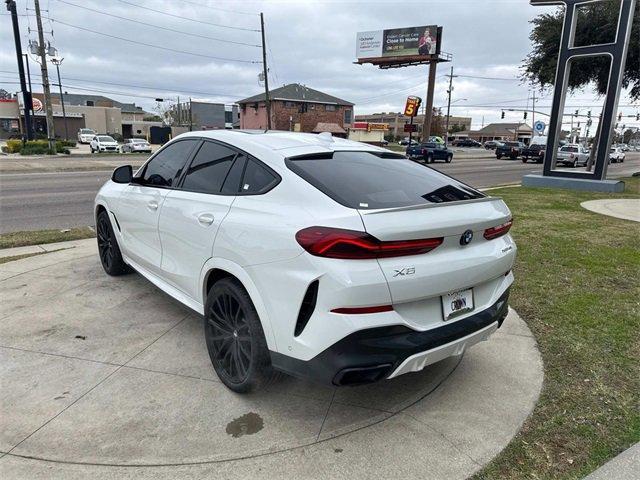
top-left (174, 0), bottom-right (258, 16)
top-left (456, 74), bottom-right (520, 81)
top-left (0, 70), bottom-right (239, 99)
top-left (114, 0), bottom-right (260, 32)
top-left (53, 0), bottom-right (261, 47)
top-left (42, 16), bottom-right (262, 64)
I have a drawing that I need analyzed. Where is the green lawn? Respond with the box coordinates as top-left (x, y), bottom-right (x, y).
top-left (475, 178), bottom-right (640, 479)
top-left (0, 227), bottom-right (95, 249)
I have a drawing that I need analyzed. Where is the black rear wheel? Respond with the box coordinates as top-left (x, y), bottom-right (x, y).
top-left (205, 278), bottom-right (279, 393)
top-left (96, 210), bottom-right (130, 276)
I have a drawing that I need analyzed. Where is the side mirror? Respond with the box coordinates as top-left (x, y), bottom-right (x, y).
top-left (112, 165), bottom-right (133, 184)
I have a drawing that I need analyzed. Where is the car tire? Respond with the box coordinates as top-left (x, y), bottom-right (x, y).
top-left (204, 278), bottom-right (279, 393)
top-left (521, 158), bottom-right (527, 163)
top-left (446, 154), bottom-right (452, 163)
top-left (96, 210), bottom-right (130, 276)
top-left (496, 154), bottom-right (502, 159)
top-left (572, 159), bottom-right (577, 168)
top-left (426, 154), bottom-right (433, 163)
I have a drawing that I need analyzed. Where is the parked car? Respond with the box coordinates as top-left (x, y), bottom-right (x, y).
top-left (77, 128), bottom-right (97, 144)
top-left (406, 141), bottom-right (453, 163)
top-left (521, 143), bottom-right (546, 163)
top-left (90, 135), bottom-right (119, 153)
top-left (556, 144), bottom-right (589, 167)
top-left (495, 141), bottom-right (525, 159)
top-left (484, 140), bottom-right (503, 150)
top-left (95, 131), bottom-right (516, 392)
top-left (609, 147), bottom-right (625, 163)
top-left (121, 138), bottom-right (152, 153)
top-left (452, 138), bottom-right (482, 148)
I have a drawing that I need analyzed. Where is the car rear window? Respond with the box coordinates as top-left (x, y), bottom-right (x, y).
top-left (504, 142), bottom-right (519, 147)
top-left (286, 151), bottom-right (484, 210)
top-left (561, 146), bottom-right (578, 152)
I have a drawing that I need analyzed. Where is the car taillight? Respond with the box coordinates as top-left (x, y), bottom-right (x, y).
top-left (484, 219), bottom-right (513, 240)
top-left (295, 226), bottom-right (443, 259)
top-left (331, 305), bottom-right (394, 314)
top-left (421, 149), bottom-right (426, 154)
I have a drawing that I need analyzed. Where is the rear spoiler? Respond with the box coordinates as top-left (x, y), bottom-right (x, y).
top-left (360, 196), bottom-right (502, 215)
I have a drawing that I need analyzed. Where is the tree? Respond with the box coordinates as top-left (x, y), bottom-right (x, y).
top-left (523, 1), bottom-right (639, 100)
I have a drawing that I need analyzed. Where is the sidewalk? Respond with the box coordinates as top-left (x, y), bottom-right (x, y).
top-left (584, 443), bottom-right (639, 480)
top-left (0, 238), bottom-right (96, 259)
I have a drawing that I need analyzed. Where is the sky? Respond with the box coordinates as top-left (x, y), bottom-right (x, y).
top-left (1, 0), bottom-right (637, 131)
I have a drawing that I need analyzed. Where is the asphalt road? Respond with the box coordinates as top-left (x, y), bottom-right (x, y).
top-left (1, 152), bottom-right (638, 234)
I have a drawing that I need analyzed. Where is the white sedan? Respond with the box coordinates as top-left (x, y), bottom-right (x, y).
top-left (609, 147), bottom-right (625, 163)
top-left (90, 135), bottom-right (119, 153)
top-left (121, 138), bottom-right (152, 153)
top-left (94, 131), bottom-right (516, 392)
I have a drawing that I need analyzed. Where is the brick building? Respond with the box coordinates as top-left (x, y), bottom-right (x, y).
top-left (238, 84), bottom-right (353, 136)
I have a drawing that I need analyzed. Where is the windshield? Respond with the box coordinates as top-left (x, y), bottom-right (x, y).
top-left (286, 151), bottom-right (484, 210)
top-left (98, 136), bottom-right (115, 142)
top-left (80, 129), bottom-right (95, 134)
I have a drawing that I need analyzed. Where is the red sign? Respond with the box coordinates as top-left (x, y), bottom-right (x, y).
top-left (32, 97), bottom-right (43, 112)
top-left (352, 122), bottom-right (369, 130)
top-left (404, 96), bottom-right (421, 117)
top-left (404, 123), bottom-right (418, 132)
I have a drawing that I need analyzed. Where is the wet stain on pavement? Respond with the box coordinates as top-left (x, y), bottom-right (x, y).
top-left (226, 412), bottom-right (264, 438)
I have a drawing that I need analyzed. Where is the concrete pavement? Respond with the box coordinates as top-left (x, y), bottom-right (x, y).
top-left (584, 443), bottom-right (640, 480)
top-left (581, 198), bottom-right (640, 222)
top-left (0, 242), bottom-right (543, 478)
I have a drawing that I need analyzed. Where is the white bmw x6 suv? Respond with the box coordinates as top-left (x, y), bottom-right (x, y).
top-left (95, 130), bottom-right (516, 392)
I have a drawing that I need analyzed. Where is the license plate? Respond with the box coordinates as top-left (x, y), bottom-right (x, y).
top-left (442, 288), bottom-right (474, 321)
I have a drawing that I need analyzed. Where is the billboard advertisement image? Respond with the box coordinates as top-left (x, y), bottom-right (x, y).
top-left (356, 25), bottom-right (439, 60)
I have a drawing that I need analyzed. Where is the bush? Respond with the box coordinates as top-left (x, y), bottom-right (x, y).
top-left (20, 142), bottom-right (50, 155)
top-left (57, 139), bottom-right (76, 148)
top-left (5, 139), bottom-right (22, 153)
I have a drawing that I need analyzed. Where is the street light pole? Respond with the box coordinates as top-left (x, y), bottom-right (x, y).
top-left (51, 57), bottom-right (68, 140)
top-left (260, 13), bottom-right (271, 130)
top-left (444, 66), bottom-right (457, 145)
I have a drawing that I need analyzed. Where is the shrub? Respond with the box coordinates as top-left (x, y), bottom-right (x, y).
top-left (5, 139), bottom-right (22, 153)
top-left (20, 142), bottom-right (50, 155)
top-left (57, 139), bottom-right (76, 148)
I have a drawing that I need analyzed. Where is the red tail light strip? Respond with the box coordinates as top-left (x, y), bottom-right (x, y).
top-left (296, 226), bottom-right (443, 259)
top-left (484, 219), bottom-right (513, 240)
top-left (331, 305), bottom-right (394, 314)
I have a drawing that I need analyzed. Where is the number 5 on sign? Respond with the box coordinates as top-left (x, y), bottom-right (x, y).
top-left (404, 96), bottom-right (422, 117)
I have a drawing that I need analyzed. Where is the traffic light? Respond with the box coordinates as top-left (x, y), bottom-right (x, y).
top-left (574, 109), bottom-right (579, 116)
top-left (523, 112), bottom-right (528, 119)
top-left (587, 110), bottom-right (591, 118)
top-left (636, 113), bottom-right (639, 121)
top-left (618, 112), bottom-right (622, 121)
top-left (501, 111), bottom-right (505, 119)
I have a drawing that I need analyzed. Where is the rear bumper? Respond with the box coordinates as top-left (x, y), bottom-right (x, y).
top-left (270, 288), bottom-right (510, 386)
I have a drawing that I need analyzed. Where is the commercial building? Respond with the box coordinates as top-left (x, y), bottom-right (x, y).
top-left (354, 112), bottom-right (472, 138)
top-left (450, 122), bottom-right (533, 144)
top-left (238, 83), bottom-right (354, 135)
top-left (169, 101), bottom-right (240, 130)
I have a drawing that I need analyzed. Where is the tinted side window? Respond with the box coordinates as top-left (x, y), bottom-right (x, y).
top-left (221, 154), bottom-right (247, 194)
top-left (142, 140), bottom-right (196, 187)
top-left (287, 151), bottom-right (484, 209)
top-left (241, 159), bottom-right (278, 194)
top-left (181, 142), bottom-right (236, 194)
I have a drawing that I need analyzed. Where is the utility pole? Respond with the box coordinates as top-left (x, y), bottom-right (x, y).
top-left (34, 0), bottom-right (56, 152)
top-left (50, 57), bottom-right (67, 140)
top-left (189, 97), bottom-right (193, 131)
top-left (6, 0), bottom-right (34, 141)
top-left (444, 66), bottom-right (457, 145)
top-left (531, 89), bottom-right (536, 134)
top-left (421, 60), bottom-right (438, 142)
top-left (260, 12), bottom-right (271, 130)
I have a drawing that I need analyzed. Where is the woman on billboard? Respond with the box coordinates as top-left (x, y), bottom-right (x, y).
top-left (418, 27), bottom-right (435, 56)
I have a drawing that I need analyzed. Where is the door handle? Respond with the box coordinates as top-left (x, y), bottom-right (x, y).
top-left (147, 200), bottom-right (159, 211)
top-left (197, 213), bottom-right (215, 226)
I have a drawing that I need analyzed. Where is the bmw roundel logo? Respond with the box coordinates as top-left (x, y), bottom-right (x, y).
top-left (460, 229), bottom-right (474, 246)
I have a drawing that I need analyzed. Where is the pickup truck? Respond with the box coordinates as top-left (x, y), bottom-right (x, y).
top-left (556, 144), bottom-right (589, 167)
top-left (521, 143), bottom-right (546, 163)
top-left (406, 142), bottom-right (453, 163)
top-left (495, 141), bottom-right (525, 159)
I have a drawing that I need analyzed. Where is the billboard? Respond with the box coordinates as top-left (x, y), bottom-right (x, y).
top-left (356, 25), bottom-right (439, 60)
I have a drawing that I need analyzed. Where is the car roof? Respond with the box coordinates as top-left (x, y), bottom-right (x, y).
top-left (172, 130), bottom-right (387, 157)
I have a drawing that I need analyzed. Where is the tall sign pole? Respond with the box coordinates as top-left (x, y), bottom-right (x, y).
top-left (260, 13), bottom-right (272, 130)
top-left (421, 60), bottom-right (438, 142)
top-left (34, 0), bottom-right (56, 153)
top-left (5, 0), bottom-right (33, 141)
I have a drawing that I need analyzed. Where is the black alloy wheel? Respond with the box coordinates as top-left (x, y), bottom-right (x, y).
top-left (204, 278), bottom-right (279, 393)
top-left (96, 210), bottom-right (129, 276)
top-left (207, 292), bottom-right (252, 385)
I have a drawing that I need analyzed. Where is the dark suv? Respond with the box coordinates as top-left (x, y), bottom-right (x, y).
top-left (406, 142), bottom-right (453, 163)
top-left (496, 141), bottom-right (525, 159)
